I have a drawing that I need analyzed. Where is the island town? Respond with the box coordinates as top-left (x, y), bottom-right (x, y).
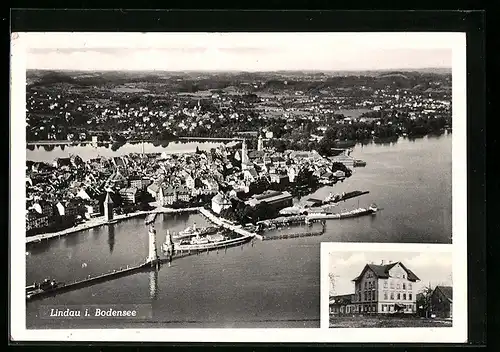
top-left (25, 134), bottom-right (379, 299)
top-left (24, 69), bottom-right (451, 303)
top-left (26, 134), bottom-right (370, 240)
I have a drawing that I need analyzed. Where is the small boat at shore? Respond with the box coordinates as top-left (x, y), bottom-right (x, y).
top-left (26, 278), bottom-right (64, 300)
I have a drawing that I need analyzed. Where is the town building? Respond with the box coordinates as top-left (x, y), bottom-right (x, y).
top-left (430, 285), bottom-right (453, 319)
top-left (211, 192), bottom-right (232, 214)
top-left (329, 294), bottom-right (356, 315)
top-left (245, 190), bottom-right (293, 211)
top-left (119, 187), bottom-right (139, 204)
top-left (158, 185), bottom-right (176, 206)
top-left (52, 157), bottom-right (72, 169)
top-left (147, 182), bottom-right (161, 198)
top-left (331, 151), bottom-right (355, 169)
top-left (26, 210), bottom-right (49, 232)
top-left (351, 261), bottom-right (420, 314)
top-left (129, 176), bottom-right (151, 191)
top-left (176, 186), bottom-right (191, 203)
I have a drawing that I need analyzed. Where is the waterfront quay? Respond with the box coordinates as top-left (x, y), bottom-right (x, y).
top-left (26, 206), bottom-right (201, 244)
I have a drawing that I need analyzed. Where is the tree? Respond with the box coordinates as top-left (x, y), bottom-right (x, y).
top-left (328, 273), bottom-right (337, 296)
top-left (416, 284), bottom-right (434, 318)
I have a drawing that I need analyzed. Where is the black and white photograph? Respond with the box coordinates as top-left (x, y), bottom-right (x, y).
top-left (326, 247), bottom-right (453, 328)
top-left (319, 243), bottom-right (465, 343)
top-left (10, 31), bottom-right (467, 342)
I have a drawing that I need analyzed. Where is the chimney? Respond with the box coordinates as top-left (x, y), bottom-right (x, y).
top-left (381, 260), bottom-right (384, 265)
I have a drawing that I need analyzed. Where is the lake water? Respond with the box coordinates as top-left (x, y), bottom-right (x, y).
top-left (25, 134), bottom-right (451, 329)
top-left (26, 141), bottom-right (230, 163)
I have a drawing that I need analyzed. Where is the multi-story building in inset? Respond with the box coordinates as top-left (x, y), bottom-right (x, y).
top-left (351, 261), bottom-right (420, 314)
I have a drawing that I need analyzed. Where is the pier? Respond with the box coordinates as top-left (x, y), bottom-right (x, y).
top-left (261, 222), bottom-right (326, 241)
top-left (198, 208), bottom-right (261, 240)
top-left (26, 262), bottom-right (149, 301)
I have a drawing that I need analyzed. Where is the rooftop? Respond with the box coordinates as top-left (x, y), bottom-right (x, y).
top-left (352, 262), bottom-right (420, 282)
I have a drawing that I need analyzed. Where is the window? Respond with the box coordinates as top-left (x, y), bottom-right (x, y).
top-left (409, 293), bottom-right (412, 300)
top-left (403, 274), bottom-right (406, 279)
top-left (365, 282), bottom-right (367, 289)
top-left (402, 283), bottom-right (406, 290)
top-left (384, 291), bottom-right (388, 300)
top-left (363, 292), bottom-right (366, 301)
top-left (390, 292), bottom-right (394, 300)
top-left (403, 293), bottom-right (406, 300)
top-left (409, 283), bottom-right (412, 290)
top-left (396, 283), bottom-right (400, 289)
top-left (389, 305), bottom-right (394, 312)
top-left (390, 281), bottom-right (394, 289)
top-left (397, 293), bottom-right (401, 300)
top-left (384, 280), bottom-right (388, 288)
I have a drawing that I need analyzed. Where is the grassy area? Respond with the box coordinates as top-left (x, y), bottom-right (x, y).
top-left (329, 315), bottom-right (452, 328)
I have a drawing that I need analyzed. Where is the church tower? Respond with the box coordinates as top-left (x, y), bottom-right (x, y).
top-left (241, 139), bottom-right (249, 164)
top-left (104, 191), bottom-right (114, 221)
top-left (257, 134), bottom-right (264, 152)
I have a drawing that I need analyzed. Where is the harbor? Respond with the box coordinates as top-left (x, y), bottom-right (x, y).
top-left (26, 206), bottom-right (201, 244)
top-left (25, 192), bottom-right (376, 301)
top-left (25, 135), bottom-right (452, 328)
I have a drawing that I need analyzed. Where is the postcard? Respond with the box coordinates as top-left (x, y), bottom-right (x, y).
top-left (10, 31), bottom-right (466, 342)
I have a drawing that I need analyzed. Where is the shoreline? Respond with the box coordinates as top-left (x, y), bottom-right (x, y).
top-left (26, 207), bottom-right (201, 245)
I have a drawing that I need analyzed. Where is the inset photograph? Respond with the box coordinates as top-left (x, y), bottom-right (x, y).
top-left (323, 244), bottom-right (453, 328)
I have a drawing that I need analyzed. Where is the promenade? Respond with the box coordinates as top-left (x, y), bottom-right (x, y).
top-left (198, 208), bottom-right (262, 240)
top-left (26, 206), bottom-right (201, 244)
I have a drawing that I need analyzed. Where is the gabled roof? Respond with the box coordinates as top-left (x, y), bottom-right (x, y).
top-left (352, 262), bottom-right (420, 282)
top-left (435, 286), bottom-right (453, 302)
top-left (329, 293), bottom-right (354, 305)
top-left (55, 157), bottom-right (72, 166)
top-left (104, 192), bottom-right (114, 204)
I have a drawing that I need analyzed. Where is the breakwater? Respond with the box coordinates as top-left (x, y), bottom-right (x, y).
top-left (26, 262), bottom-right (149, 301)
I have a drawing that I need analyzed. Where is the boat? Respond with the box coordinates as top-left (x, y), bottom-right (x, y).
top-left (306, 204), bottom-right (378, 220)
top-left (107, 219), bottom-right (118, 225)
top-left (173, 223), bottom-right (218, 239)
top-left (26, 278), bottom-right (63, 300)
top-left (353, 159), bottom-right (367, 167)
top-left (163, 232), bottom-right (252, 252)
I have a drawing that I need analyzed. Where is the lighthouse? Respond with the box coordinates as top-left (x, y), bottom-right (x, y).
top-left (146, 224), bottom-right (159, 267)
top-left (164, 230), bottom-right (174, 255)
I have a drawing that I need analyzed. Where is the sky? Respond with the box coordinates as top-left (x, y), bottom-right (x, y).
top-left (18, 32), bottom-right (455, 72)
top-left (328, 250), bottom-right (453, 296)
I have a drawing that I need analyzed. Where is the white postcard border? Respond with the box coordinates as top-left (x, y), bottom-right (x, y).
top-left (10, 32), bottom-right (467, 343)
